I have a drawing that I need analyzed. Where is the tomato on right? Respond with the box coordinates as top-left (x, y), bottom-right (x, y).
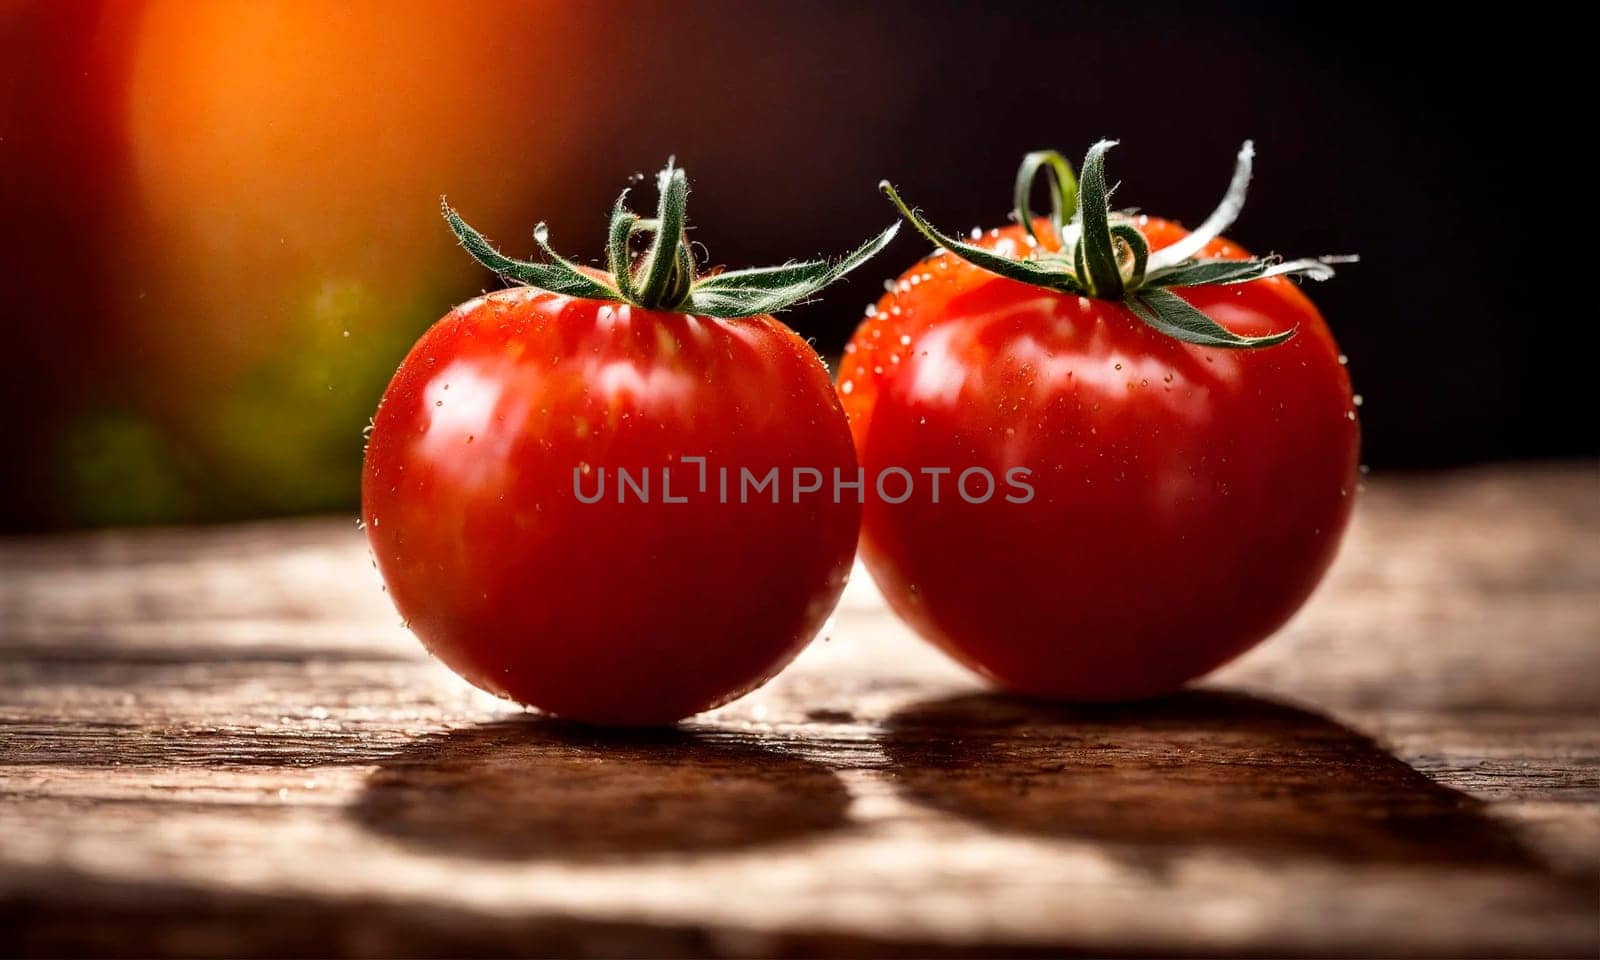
top-left (840, 142), bottom-right (1361, 700)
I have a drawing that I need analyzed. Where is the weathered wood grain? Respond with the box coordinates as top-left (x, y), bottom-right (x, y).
top-left (1, 464), bottom-right (1596, 957)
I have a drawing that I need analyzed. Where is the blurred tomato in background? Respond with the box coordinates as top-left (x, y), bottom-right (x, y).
top-left (2, 0), bottom-right (602, 527)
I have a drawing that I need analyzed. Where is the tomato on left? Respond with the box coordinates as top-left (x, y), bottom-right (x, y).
top-left (362, 164), bottom-right (897, 725)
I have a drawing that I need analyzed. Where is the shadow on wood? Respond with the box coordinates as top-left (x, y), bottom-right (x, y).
top-left (349, 716), bottom-right (850, 861)
top-left (880, 689), bottom-right (1555, 873)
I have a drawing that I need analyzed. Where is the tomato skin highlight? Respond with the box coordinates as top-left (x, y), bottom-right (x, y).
top-left (840, 218), bottom-right (1360, 700)
top-left (364, 288), bottom-right (859, 725)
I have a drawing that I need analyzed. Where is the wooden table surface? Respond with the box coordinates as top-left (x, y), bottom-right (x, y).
top-left (2, 464), bottom-right (1597, 957)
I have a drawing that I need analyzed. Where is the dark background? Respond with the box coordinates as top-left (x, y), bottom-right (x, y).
top-left (1, 1), bottom-right (1582, 531)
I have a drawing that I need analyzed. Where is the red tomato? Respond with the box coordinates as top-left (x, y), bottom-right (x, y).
top-left (361, 161), bottom-right (897, 725)
top-left (840, 209), bottom-right (1359, 700)
top-left (363, 290), bottom-right (859, 725)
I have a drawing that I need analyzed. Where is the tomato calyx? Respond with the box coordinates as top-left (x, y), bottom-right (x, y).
top-left (881, 141), bottom-right (1356, 349)
top-left (442, 159), bottom-right (899, 318)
